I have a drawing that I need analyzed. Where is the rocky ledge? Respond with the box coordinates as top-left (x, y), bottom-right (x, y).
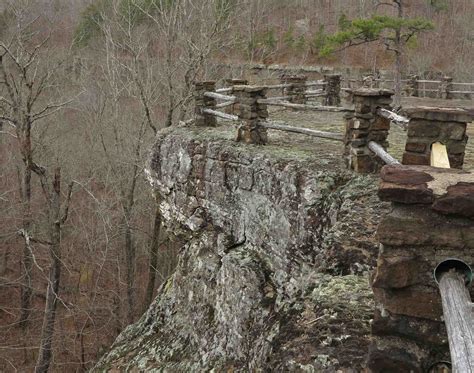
top-left (94, 124), bottom-right (391, 372)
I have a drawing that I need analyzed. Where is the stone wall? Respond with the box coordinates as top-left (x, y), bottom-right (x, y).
top-left (402, 108), bottom-right (471, 169)
top-left (368, 164), bottom-right (474, 371)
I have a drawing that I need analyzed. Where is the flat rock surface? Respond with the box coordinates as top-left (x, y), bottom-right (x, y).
top-left (379, 165), bottom-right (474, 218)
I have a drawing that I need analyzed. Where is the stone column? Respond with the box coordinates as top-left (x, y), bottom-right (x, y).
top-left (344, 89), bottom-right (394, 173)
top-left (324, 74), bottom-right (342, 106)
top-left (233, 86), bottom-right (268, 145)
top-left (224, 79), bottom-right (248, 115)
top-left (194, 81), bottom-right (217, 127)
top-left (281, 74), bottom-right (307, 104)
top-left (402, 108), bottom-right (471, 169)
top-left (368, 164), bottom-right (474, 371)
top-left (407, 75), bottom-right (419, 97)
top-left (440, 76), bottom-right (453, 99)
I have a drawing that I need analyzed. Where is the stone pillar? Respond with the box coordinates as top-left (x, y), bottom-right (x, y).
top-left (224, 79), bottom-right (248, 115)
top-left (407, 75), bottom-right (419, 97)
top-left (440, 76), bottom-right (453, 99)
top-left (233, 86), bottom-right (268, 145)
top-left (194, 81), bottom-right (217, 127)
top-left (324, 74), bottom-right (341, 106)
top-left (344, 89), bottom-right (394, 173)
top-left (368, 164), bottom-right (474, 371)
top-left (281, 74), bottom-right (307, 104)
top-left (402, 108), bottom-right (471, 169)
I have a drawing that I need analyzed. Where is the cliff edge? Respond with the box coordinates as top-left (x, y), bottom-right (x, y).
top-left (94, 123), bottom-right (390, 372)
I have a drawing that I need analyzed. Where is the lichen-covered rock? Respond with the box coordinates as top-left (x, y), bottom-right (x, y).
top-left (94, 124), bottom-right (390, 372)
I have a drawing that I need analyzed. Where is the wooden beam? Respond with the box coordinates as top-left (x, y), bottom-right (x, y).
top-left (202, 109), bottom-right (239, 121)
top-left (257, 99), bottom-right (353, 112)
top-left (438, 270), bottom-right (474, 373)
top-left (430, 142), bottom-right (451, 168)
top-left (260, 120), bottom-right (344, 141)
top-left (376, 108), bottom-right (409, 130)
top-left (368, 141), bottom-right (401, 165)
top-left (215, 100), bottom-right (235, 109)
top-left (204, 92), bottom-right (236, 101)
top-left (215, 87), bottom-right (233, 93)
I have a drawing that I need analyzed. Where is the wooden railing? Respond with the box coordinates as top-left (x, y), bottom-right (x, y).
top-left (342, 76), bottom-right (474, 99)
top-left (195, 82), bottom-right (410, 169)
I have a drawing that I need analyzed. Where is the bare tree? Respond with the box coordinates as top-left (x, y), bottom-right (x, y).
top-left (0, 4), bottom-right (71, 330)
top-left (0, 4), bottom-right (75, 371)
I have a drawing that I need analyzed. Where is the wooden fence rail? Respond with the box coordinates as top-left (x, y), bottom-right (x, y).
top-left (202, 108), bottom-right (238, 121)
top-left (368, 141), bottom-right (400, 165)
top-left (256, 99), bottom-right (352, 112)
top-left (376, 108), bottom-right (409, 130)
top-left (260, 120), bottom-right (344, 142)
top-left (341, 76), bottom-right (473, 99)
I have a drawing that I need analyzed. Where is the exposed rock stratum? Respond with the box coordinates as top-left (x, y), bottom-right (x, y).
top-left (94, 124), bottom-right (391, 372)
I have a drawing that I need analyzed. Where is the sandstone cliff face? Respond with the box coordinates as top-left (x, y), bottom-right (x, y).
top-left (94, 125), bottom-right (390, 372)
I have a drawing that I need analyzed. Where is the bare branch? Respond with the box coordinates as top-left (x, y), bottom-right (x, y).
top-left (31, 100), bottom-right (74, 123)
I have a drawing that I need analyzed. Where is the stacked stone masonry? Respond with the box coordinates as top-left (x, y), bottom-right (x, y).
top-left (368, 164), bottom-right (474, 372)
top-left (403, 107), bottom-right (471, 169)
top-left (344, 89), bottom-right (394, 173)
top-left (406, 75), bottom-right (419, 97)
top-left (195, 81), bottom-right (217, 127)
top-left (280, 74), bottom-right (308, 105)
top-left (324, 74), bottom-right (341, 106)
top-left (225, 79), bottom-right (248, 115)
top-left (233, 85), bottom-right (268, 144)
top-left (439, 76), bottom-right (453, 100)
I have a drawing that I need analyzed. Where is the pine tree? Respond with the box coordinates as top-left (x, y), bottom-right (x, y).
top-left (321, 1), bottom-right (434, 106)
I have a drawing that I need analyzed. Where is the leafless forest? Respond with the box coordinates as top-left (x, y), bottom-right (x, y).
top-left (0, 0), bottom-right (472, 371)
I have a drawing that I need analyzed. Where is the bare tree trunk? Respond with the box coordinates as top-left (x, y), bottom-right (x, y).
top-left (35, 168), bottom-right (62, 373)
top-left (143, 203), bottom-right (162, 310)
top-left (19, 152), bottom-right (33, 329)
top-left (393, 0), bottom-right (403, 107)
top-left (394, 50), bottom-right (402, 107)
top-left (124, 213), bottom-right (135, 324)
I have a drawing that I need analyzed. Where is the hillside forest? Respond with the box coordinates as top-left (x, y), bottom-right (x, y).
top-left (0, 0), bottom-right (472, 371)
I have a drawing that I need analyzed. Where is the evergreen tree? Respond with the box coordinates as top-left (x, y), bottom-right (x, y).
top-left (321, 1), bottom-right (434, 106)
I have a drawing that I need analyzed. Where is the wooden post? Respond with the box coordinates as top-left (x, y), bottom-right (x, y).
top-left (430, 142), bottom-right (450, 168)
top-left (194, 81), bottom-right (217, 127)
top-left (438, 270), bottom-right (474, 372)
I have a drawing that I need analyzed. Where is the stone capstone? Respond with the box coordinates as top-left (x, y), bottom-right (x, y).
top-left (368, 164), bottom-right (474, 371)
top-left (378, 164), bottom-right (474, 219)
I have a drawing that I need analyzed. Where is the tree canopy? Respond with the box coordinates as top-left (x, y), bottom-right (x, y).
top-left (320, 14), bottom-right (434, 57)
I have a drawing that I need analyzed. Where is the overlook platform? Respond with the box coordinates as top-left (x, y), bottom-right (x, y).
top-left (95, 119), bottom-right (391, 371)
top-left (95, 93), bottom-right (473, 372)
